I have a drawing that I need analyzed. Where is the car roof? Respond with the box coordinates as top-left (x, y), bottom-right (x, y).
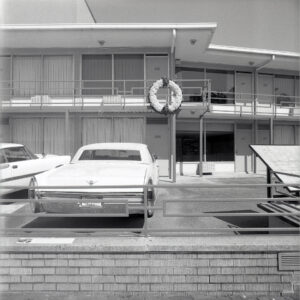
top-left (79, 143), bottom-right (148, 151)
top-left (0, 143), bottom-right (23, 149)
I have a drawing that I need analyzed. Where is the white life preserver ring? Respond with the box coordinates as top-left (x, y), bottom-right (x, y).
top-left (148, 78), bottom-right (182, 114)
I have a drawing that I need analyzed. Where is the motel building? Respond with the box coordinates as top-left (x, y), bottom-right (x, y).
top-left (0, 0), bottom-right (299, 181)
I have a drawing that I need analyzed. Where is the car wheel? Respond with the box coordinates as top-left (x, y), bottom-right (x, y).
top-left (147, 181), bottom-right (155, 218)
top-left (28, 178), bottom-right (41, 213)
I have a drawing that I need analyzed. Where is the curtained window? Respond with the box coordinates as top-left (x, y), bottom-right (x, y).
top-left (114, 55), bottom-right (144, 96)
top-left (82, 55), bottom-right (112, 96)
top-left (43, 56), bottom-right (73, 96)
top-left (12, 118), bottom-right (43, 153)
top-left (82, 117), bottom-right (145, 145)
top-left (113, 118), bottom-right (145, 143)
top-left (82, 118), bottom-right (113, 145)
top-left (44, 119), bottom-right (65, 155)
top-left (13, 56), bottom-right (42, 97)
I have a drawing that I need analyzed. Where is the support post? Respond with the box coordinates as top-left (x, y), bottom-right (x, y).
top-left (270, 118), bottom-right (274, 145)
top-left (253, 120), bottom-right (257, 173)
top-left (267, 167), bottom-right (273, 198)
top-left (199, 117), bottom-right (203, 177)
top-left (171, 113), bottom-right (176, 182)
top-left (65, 110), bottom-right (70, 155)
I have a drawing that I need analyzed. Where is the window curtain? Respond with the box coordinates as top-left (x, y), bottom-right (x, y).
top-left (113, 118), bottom-right (145, 143)
top-left (274, 125), bottom-right (295, 145)
top-left (82, 55), bottom-right (112, 96)
top-left (82, 118), bottom-right (113, 145)
top-left (12, 118), bottom-right (43, 153)
top-left (13, 56), bottom-right (42, 97)
top-left (114, 55), bottom-right (144, 95)
top-left (43, 56), bottom-right (73, 96)
top-left (44, 119), bottom-right (65, 154)
top-left (258, 74), bottom-right (273, 105)
top-left (235, 72), bottom-right (253, 104)
top-left (275, 76), bottom-right (294, 106)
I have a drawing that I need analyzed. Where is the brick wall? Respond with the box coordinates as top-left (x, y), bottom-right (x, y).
top-left (0, 251), bottom-right (298, 296)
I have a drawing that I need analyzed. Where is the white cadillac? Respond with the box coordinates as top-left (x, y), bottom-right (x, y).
top-left (0, 143), bottom-right (71, 195)
top-left (29, 143), bottom-right (159, 218)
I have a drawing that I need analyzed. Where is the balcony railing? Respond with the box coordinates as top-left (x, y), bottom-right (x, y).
top-left (0, 79), bottom-right (299, 117)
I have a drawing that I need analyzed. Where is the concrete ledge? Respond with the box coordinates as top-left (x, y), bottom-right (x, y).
top-left (0, 236), bottom-right (299, 253)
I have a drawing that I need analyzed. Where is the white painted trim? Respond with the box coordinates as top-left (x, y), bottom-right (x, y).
top-left (0, 23), bottom-right (217, 30)
top-left (209, 44), bottom-right (300, 58)
top-left (171, 29), bottom-right (176, 54)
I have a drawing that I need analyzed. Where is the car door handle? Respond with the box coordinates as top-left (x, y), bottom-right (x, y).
top-left (12, 165), bottom-right (18, 169)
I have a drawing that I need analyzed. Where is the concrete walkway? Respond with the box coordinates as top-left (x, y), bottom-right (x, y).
top-left (0, 292), bottom-right (299, 300)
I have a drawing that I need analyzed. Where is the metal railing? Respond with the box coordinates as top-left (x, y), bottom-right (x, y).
top-left (0, 182), bottom-right (299, 237)
top-left (1, 79), bottom-right (300, 117)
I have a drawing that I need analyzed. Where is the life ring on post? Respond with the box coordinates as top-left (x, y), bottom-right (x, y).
top-left (148, 78), bottom-right (182, 114)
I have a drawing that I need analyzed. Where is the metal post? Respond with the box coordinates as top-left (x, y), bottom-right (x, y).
top-left (168, 115), bottom-right (172, 180)
top-left (65, 110), bottom-right (70, 155)
top-left (143, 186), bottom-right (148, 237)
top-left (199, 117), bottom-right (203, 177)
top-left (171, 113), bottom-right (176, 182)
top-left (270, 118), bottom-right (274, 145)
top-left (267, 167), bottom-right (273, 198)
top-left (253, 120), bottom-right (257, 173)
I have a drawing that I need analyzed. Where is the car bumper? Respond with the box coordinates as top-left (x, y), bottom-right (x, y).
top-left (37, 194), bottom-right (145, 216)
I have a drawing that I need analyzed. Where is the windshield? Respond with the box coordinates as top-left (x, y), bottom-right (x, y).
top-left (78, 149), bottom-right (141, 161)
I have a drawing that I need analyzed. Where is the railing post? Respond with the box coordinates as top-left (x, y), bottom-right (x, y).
top-left (143, 186), bottom-right (148, 237)
top-left (199, 117), bottom-right (204, 177)
top-left (267, 167), bottom-right (273, 198)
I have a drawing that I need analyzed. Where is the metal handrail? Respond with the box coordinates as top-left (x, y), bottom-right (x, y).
top-left (1, 182), bottom-right (299, 236)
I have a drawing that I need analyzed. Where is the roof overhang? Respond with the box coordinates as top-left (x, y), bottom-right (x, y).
top-left (0, 23), bottom-right (216, 58)
top-left (0, 23), bottom-right (299, 72)
top-left (205, 44), bottom-right (300, 72)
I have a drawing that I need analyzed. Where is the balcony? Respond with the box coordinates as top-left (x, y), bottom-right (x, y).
top-left (1, 79), bottom-right (299, 118)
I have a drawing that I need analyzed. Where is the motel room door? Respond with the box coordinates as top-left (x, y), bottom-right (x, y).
top-left (235, 123), bottom-right (253, 173)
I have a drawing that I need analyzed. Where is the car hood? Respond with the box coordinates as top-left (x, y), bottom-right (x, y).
top-left (35, 161), bottom-right (149, 192)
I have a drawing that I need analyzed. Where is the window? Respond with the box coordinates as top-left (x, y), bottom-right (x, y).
top-left (176, 133), bottom-right (200, 162)
top-left (206, 132), bottom-right (234, 161)
top-left (275, 75), bottom-right (295, 107)
top-left (176, 68), bottom-right (204, 102)
top-left (82, 55), bottom-right (112, 96)
top-left (4, 147), bottom-right (31, 162)
top-left (0, 150), bottom-right (7, 164)
top-left (79, 149), bottom-right (141, 161)
top-left (114, 54), bottom-right (144, 96)
top-left (176, 131), bottom-right (234, 162)
top-left (206, 70), bottom-right (235, 104)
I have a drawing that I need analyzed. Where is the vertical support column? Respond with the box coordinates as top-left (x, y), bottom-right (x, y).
top-left (267, 167), bottom-right (273, 198)
top-left (253, 120), bottom-right (257, 173)
top-left (65, 110), bottom-right (70, 155)
top-left (171, 114), bottom-right (176, 182)
top-left (203, 120), bottom-right (207, 162)
top-left (270, 118), bottom-right (274, 145)
top-left (199, 116), bottom-right (204, 177)
top-left (168, 115), bottom-right (172, 180)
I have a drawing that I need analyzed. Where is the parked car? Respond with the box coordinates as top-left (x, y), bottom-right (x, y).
top-left (29, 143), bottom-right (159, 217)
top-left (0, 143), bottom-right (71, 195)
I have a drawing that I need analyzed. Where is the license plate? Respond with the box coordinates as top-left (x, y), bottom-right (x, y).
top-left (78, 201), bottom-right (103, 208)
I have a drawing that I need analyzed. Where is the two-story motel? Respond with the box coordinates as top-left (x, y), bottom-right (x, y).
top-left (0, 0), bottom-right (299, 180)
